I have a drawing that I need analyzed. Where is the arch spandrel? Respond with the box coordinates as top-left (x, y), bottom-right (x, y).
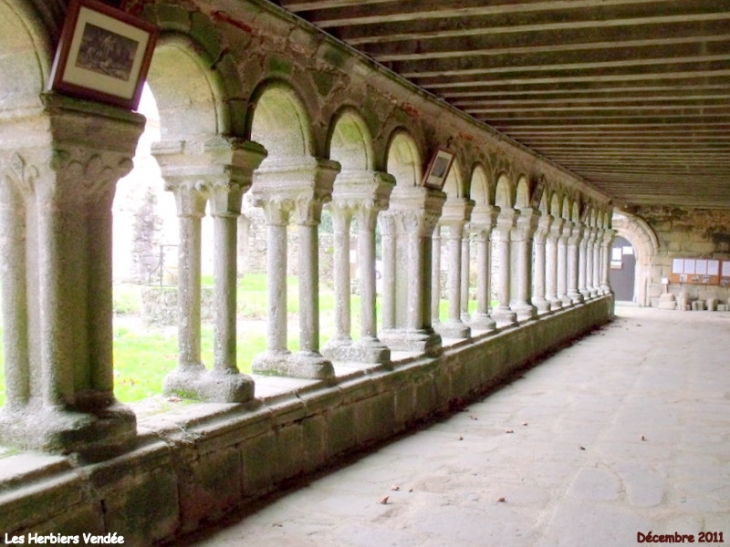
top-left (469, 164), bottom-right (491, 207)
top-left (515, 175), bottom-right (530, 209)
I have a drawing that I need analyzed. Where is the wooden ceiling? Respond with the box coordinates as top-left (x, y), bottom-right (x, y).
top-left (274, 0), bottom-right (730, 210)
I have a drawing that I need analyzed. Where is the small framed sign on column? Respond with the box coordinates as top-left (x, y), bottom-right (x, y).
top-left (423, 148), bottom-right (455, 190)
top-left (49, 0), bottom-right (158, 110)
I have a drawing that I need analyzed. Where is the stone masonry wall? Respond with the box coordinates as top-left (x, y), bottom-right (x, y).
top-left (639, 207), bottom-right (730, 306)
top-left (0, 297), bottom-right (613, 546)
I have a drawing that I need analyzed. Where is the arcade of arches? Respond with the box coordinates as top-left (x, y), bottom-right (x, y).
top-left (0, 1), bottom-right (728, 544)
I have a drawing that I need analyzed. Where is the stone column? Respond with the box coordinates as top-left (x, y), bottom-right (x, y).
top-left (491, 208), bottom-right (517, 326)
top-left (251, 158), bottom-right (340, 379)
top-left (592, 227), bottom-right (602, 297)
top-left (567, 223), bottom-right (584, 304)
top-left (461, 232), bottom-right (471, 323)
top-left (584, 226), bottom-right (595, 298)
top-left (378, 186), bottom-right (445, 355)
top-left (546, 217), bottom-right (564, 311)
top-left (0, 94), bottom-right (143, 454)
top-left (325, 204), bottom-right (353, 350)
top-left (431, 227), bottom-right (442, 324)
top-left (156, 139), bottom-right (266, 402)
top-left (470, 205), bottom-right (499, 331)
top-left (600, 228), bottom-right (615, 294)
top-left (557, 220), bottom-right (573, 307)
top-left (379, 213), bottom-right (397, 331)
top-left (577, 225), bottom-right (589, 300)
top-left (510, 208), bottom-right (539, 322)
top-left (436, 198), bottom-right (473, 339)
top-left (532, 213), bottom-right (552, 314)
top-left (323, 170), bottom-right (394, 364)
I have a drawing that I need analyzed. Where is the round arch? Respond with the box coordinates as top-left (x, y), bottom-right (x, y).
top-left (147, 33), bottom-right (226, 140)
top-left (442, 158), bottom-right (464, 198)
top-left (386, 130), bottom-right (422, 186)
top-left (249, 80), bottom-right (314, 162)
top-left (470, 164), bottom-right (491, 206)
top-left (495, 173), bottom-right (512, 209)
top-left (327, 107), bottom-right (373, 172)
top-left (0, 0), bottom-right (52, 113)
top-left (515, 175), bottom-right (530, 209)
top-left (612, 211), bottom-right (659, 307)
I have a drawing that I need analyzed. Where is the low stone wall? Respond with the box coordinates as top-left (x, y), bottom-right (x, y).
top-left (0, 297), bottom-right (613, 546)
top-left (141, 286), bottom-right (215, 326)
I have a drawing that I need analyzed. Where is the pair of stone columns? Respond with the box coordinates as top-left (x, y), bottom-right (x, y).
top-left (0, 94), bottom-right (144, 454)
top-left (322, 170), bottom-right (394, 365)
top-left (378, 185), bottom-right (445, 355)
top-left (153, 137), bottom-right (267, 401)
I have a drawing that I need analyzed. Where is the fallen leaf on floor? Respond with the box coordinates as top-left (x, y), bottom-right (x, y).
top-left (470, 415), bottom-right (478, 420)
top-left (497, 497), bottom-right (506, 502)
top-left (379, 496), bottom-right (389, 505)
top-left (580, 446), bottom-right (586, 450)
top-left (390, 485), bottom-right (400, 491)
top-left (458, 435), bottom-right (464, 441)
top-left (408, 488), bottom-right (414, 493)
top-left (167, 396), bottom-right (182, 403)
top-left (641, 435), bottom-right (647, 441)
top-left (505, 429), bottom-right (514, 434)
top-left (522, 422), bottom-right (528, 426)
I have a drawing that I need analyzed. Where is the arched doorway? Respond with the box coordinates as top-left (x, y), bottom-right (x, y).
top-left (609, 235), bottom-right (636, 302)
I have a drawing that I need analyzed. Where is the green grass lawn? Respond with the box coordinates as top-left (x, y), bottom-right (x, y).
top-left (0, 273), bottom-right (480, 406)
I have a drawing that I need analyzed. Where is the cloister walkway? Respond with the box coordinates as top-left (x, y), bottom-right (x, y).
top-left (180, 304), bottom-right (730, 547)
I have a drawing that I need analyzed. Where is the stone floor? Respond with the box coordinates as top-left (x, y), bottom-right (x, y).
top-left (181, 304), bottom-right (730, 547)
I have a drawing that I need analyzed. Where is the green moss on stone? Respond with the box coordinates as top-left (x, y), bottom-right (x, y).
top-left (268, 56), bottom-right (292, 75)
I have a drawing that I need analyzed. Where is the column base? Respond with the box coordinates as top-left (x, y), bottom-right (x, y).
top-left (532, 298), bottom-right (552, 315)
top-left (163, 368), bottom-right (255, 403)
top-left (548, 298), bottom-right (563, 311)
top-left (435, 320), bottom-right (471, 340)
top-left (0, 401), bottom-right (136, 457)
top-left (491, 307), bottom-right (517, 327)
top-left (561, 296), bottom-right (574, 308)
top-left (580, 289), bottom-right (591, 300)
top-left (253, 350), bottom-right (334, 380)
top-left (323, 337), bottom-right (391, 364)
top-left (470, 312), bottom-right (497, 332)
top-left (379, 328), bottom-right (442, 356)
top-left (512, 303), bottom-right (537, 323)
top-left (569, 291), bottom-right (585, 304)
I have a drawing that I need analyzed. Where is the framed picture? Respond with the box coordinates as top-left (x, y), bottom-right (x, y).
top-left (49, 0), bottom-right (158, 110)
top-left (423, 148), bottom-right (455, 190)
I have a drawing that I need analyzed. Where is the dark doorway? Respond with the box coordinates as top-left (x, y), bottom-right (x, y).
top-left (610, 236), bottom-right (636, 301)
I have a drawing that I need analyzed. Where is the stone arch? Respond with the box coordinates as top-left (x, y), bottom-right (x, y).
top-left (549, 192), bottom-right (562, 218)
top-left (612, 211), bottom-right (659, 307)
top-left (561, 195), bottom-right (572, 220)
top-left (327, 107), bottom-right (373, 172)
top-left (572, 198), bottom-right (581, 223)
top-left (147, 33), bottom-right (226, 140)
top-left (442, 158), bottom-right (464, 198)
top-left (514, 175), bottom-right (530, 209)
top-left (495, 173), bottom-right (512, 209)
top-left (249, 79), bottom-right (314, 162)
top-left (386, 129), bottom-right (422, 186)
top-left (0, 0), bottom-right (52, 113)
top-left (470, 164), bottom-right (491, 206)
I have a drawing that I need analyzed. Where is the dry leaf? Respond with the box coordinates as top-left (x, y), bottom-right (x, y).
top-left (522, 422), bottom-right (528, 426)
top-left (390, 485), bottom-right (400, 491)
top-left (640, 435), bottom-right (647, 441)
top-left (579, 446), bottom-right (586, 451)
top-left (498, 497), bottom-right (506, 502)
top-left (458, 435), bottom-right (464, 440)
top-left (505, 429), bottom-right (514, 434)
top-left (379, 496), bottom-right (389, 505)
top-left (470, 415), bottom-right (478, 420)
top-left (408, 488), bottom-right (414, 493)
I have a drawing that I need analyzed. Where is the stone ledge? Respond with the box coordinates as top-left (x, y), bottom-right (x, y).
top-left (0, 296), bottom-right (613, 546)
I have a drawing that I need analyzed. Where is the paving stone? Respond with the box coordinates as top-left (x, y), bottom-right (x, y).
top-left (184, 306), bottom-right (730, 547)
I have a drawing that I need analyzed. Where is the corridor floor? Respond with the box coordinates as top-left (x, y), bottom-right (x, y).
top-left (183, 305), bottom-right (730, 547)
